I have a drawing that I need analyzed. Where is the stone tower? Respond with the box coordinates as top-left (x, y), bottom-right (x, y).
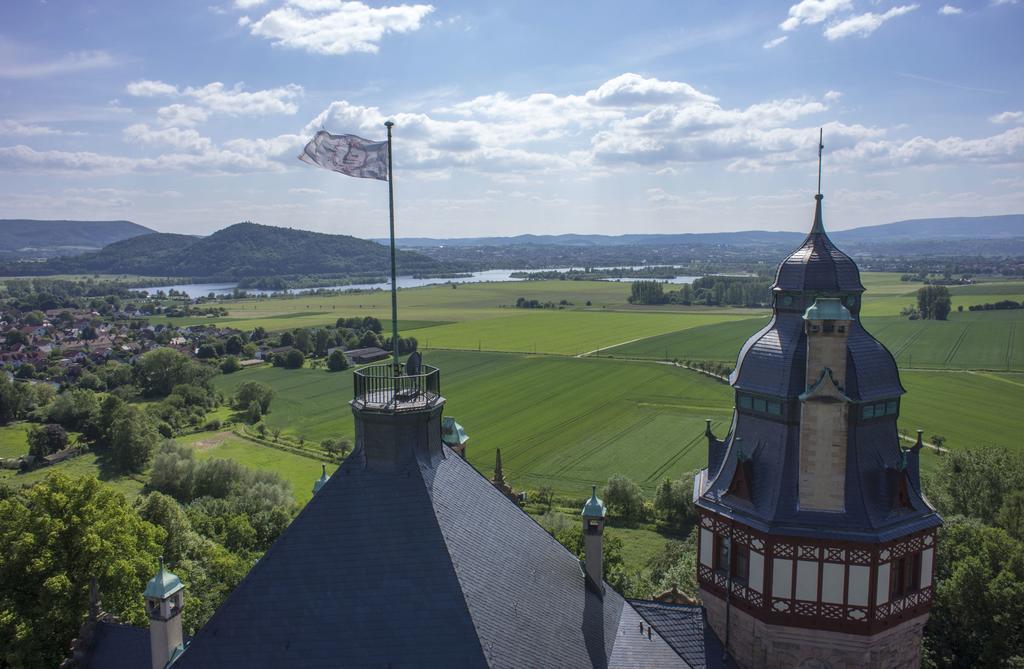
top-left (693, 193), bottom-right (941, 669)
top-left (145, 559), bottom-right (185, 669)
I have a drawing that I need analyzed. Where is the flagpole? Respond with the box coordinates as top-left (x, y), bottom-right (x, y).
top-left (385, 121), bottom-right (400, 375)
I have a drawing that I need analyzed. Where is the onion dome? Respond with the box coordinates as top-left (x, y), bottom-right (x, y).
top-left (144, 558), bottom-right (183, 599)
top-left (772, 195), bottom-right (864, 294)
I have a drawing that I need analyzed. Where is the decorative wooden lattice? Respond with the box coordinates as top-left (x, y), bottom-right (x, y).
top-left (772, 543), bottom-right (795, 558)
top-left (798, 545), bottom-right (819, 560)
top-left (823, 547), bottom-right (845, 563)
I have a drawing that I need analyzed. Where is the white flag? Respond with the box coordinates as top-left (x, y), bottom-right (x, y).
top-left (298, 130), bottom-right (389, 181)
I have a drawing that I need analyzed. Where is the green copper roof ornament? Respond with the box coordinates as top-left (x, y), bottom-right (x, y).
top-left (803, 297), bottom-right (852, 322)
top-left (313, 463), bottom-right (330, 495)
top-left (581, 485), bottom-right (606, 518)
top-left (441, 417), bottom-right (469, 446)
top-left (144, 556), bottom-right (183, 600)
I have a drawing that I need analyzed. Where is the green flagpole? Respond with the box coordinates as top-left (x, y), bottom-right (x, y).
top-left (385, 121), bottom-right (400, 375)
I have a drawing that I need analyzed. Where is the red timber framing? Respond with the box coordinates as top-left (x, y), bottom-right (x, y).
top-left (696, 509), bottom-right (937, 635)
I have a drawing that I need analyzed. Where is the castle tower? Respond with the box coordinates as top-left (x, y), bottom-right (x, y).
top-left (145, 558), bottom-right (185, 669)
top-left (693, 191), bottom-right (941, 668)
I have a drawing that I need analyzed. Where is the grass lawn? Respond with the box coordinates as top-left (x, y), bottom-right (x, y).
top-left (0, 423), bottom-right (30, 458)
top-left (0, 452), bottom-right (146, 499)
top-left (178, 431), bottom-right (329, 505)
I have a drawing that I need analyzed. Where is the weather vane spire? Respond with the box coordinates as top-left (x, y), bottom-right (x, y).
top-left (816, 128), bottom-right (824, 197)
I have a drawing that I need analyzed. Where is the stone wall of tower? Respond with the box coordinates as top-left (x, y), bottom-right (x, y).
top-left (701, 589), bottom-right (928, 669)
top-left (799, 319), bottom-right (850, 512)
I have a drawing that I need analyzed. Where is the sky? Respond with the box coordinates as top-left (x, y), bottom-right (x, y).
top-left (0, 0), bottom-right (1022, 239)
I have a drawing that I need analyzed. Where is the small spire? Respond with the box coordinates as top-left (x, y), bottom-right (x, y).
top-left (810, 129), bottom-right (826, 235)
top-left (493, 448), bottom-right (505, 484)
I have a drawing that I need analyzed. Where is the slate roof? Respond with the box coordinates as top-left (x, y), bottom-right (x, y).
top-left (771, 195), bottom-right (864, 294)
top-left (629, 601), bottom-right (733, 669)
top-left (174, 405), bottom-right (701, 668)
top-left (80, 621), bottom-right (150, 669)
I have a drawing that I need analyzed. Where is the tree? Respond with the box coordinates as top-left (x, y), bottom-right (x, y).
top-left (109, 404), bottom-right (161, 474)
top-left (284, 348), bottom-right (305, 369)
top-left (924, 517), bottom-right (1024, 668)
top-left (234, 381), bottom-right (273, 415)
top-left (629, 280), bottom-right (668, 305)
top-left (246, 400), bottom-right (262, 424)
top-left (27, 423), bottom-right (68, 459)
top-left (327, 349), bottom-right (349, 372)
top-left (314, 328), bottom-right (331, 357)
top-left (536, 486), bottom-right (554, 511)
top-left (279, 331), bottom-right (294, 347)
top-left (359, 330), bottom-right (381, 349)
top-left (653, 476), bottom-right (696, 530)
top-left (917, 285), bottom-right (952, 321)
top-left (0, 474), bottom-right (162, 668)
top-left (603, 474), bottom-right (644, 521)
top-left (225, 335), bottom-right (243, 355)
top-left (0, 373), bottom-right (27, 425)
top-left (46, 387), bottom-right (100, 432)
top-left (135, 348), bottom-right (214, 398)
top-left (293, 329), bottom-right (311, 354)
top-left (220, 355), bottom-right (241, 374)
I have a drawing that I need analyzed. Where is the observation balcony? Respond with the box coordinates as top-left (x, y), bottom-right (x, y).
top-left (352, 362), bottom-right (442, 413)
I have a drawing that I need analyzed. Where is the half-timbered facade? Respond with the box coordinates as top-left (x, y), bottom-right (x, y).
top-left (693, 193), bottom-right (942, 669)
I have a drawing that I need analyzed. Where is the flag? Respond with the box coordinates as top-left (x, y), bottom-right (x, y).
top-left (298, 130), bottom-right (389, 181)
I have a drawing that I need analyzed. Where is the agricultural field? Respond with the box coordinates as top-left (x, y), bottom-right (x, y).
top-left (213, 350), bottom-right (735, 496)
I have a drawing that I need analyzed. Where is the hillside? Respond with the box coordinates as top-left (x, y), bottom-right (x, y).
top-left (1, 222), bottom-right (445, 280)
top-left (0, 219), bottom-right (154, 258)
top-left (392, 214), bottom-right (1024, 248)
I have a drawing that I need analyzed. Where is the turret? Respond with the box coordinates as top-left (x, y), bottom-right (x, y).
top-left (798, 297), bottom-right (852, 512)
top-left (580, 486), bottom-right (606, 594)
top-left (145, 558), bottom-right (185, 669)
top-left (441, 416), bottom-right (469, 458)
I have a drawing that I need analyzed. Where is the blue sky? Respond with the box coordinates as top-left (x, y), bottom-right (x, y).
top-left (1, 0), bottom-right (1022, 238)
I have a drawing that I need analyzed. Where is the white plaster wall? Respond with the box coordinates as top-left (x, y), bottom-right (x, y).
top-left (796, 560), bottom-right (819, 600)
top-left (749, 551), bottom-right (764, 593)
top-left (773, 558), bottom-right (792, 598)
top-left (822, 563), bottom-right (844, 603)
top-left (848, 565), bottom-right (870, 606)
top-left (700, 529), bottom-right (713, 567)
top-left (921, 548), bottom-right (934, 588)
top-left (876, 562), bottom-right (891, 605)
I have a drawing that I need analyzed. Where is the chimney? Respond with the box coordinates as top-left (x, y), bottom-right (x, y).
top-left (145, 558), bottom-right (185, 669)
top-left (580, 485), bottom-right (607, 594)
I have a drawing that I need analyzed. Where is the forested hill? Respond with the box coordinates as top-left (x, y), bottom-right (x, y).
top-left (0, 219), bottom-right (154, 258)
top-left (1, 222), bottom-right (446, 280)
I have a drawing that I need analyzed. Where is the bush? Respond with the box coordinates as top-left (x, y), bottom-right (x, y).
top-left (653, 476), bottom-right (696, 530)
top-left (327, 349), bottom-right (349, 372)
top-left (220, 356), bottom-right (241, 374)
top-left (284, 348), bottom-right (305, 369)
top-left (603, 474), bottom-right (644, 521)
top-left (27, 423), bottom-right (69, 458)
top-left (234, 381), bottom-right (273, 415)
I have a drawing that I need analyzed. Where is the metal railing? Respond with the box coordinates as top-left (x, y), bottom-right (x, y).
top-left (352, 363), bottom-right (441, 412)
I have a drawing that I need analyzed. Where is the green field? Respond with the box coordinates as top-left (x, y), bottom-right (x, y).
top-left (213, 350), bottom-right (734, 495)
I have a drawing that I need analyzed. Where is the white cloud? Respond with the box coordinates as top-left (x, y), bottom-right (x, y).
top-left (583, 73), bottom-right (717, 106)
top-left (833, 126), bottom-right (1024, 166)
top-left (824, 4), bottom-right (919, 40)
top-left (123, 124), bottom-right (213, 152)
top-left (0, 119), bottom-right (66, 137)
top-left (184, 82), bottom-right (303, 115)
top-left (780, 0), bottom-right (852, 31)
top-left (824, 90), bottom-right (843, 102)
top-left (0, 49), bottom-right (116, 79)
top-left (763, 36), bottom-right (789, 49)
top-left (126, 80), bottom-right (302, 118)
top-left (126, 79), bottom-right (180, 97)
top-left (938, 4), bottom-right (963, 14)
top-left (235, 0), bottom-right (267, 7)
top-left (246, 1), bottom-right (434, 55)
top-left (990, 111), bottom-right (1024, 124)
top-left (157, 104), bottom-right (209, 127)
top-left (289, 187), bottom-right (325, 195)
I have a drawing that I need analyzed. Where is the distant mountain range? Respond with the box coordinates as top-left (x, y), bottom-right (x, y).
top-left (0, 219), bottom-right (154, 258)
top-left (2, 222), bottom-right (444, 281)
top-left (390, 214), bottom-right (1024, 248)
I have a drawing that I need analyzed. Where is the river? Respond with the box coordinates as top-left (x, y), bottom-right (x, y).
top-left (139, 268), bottom-right (700, 298)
